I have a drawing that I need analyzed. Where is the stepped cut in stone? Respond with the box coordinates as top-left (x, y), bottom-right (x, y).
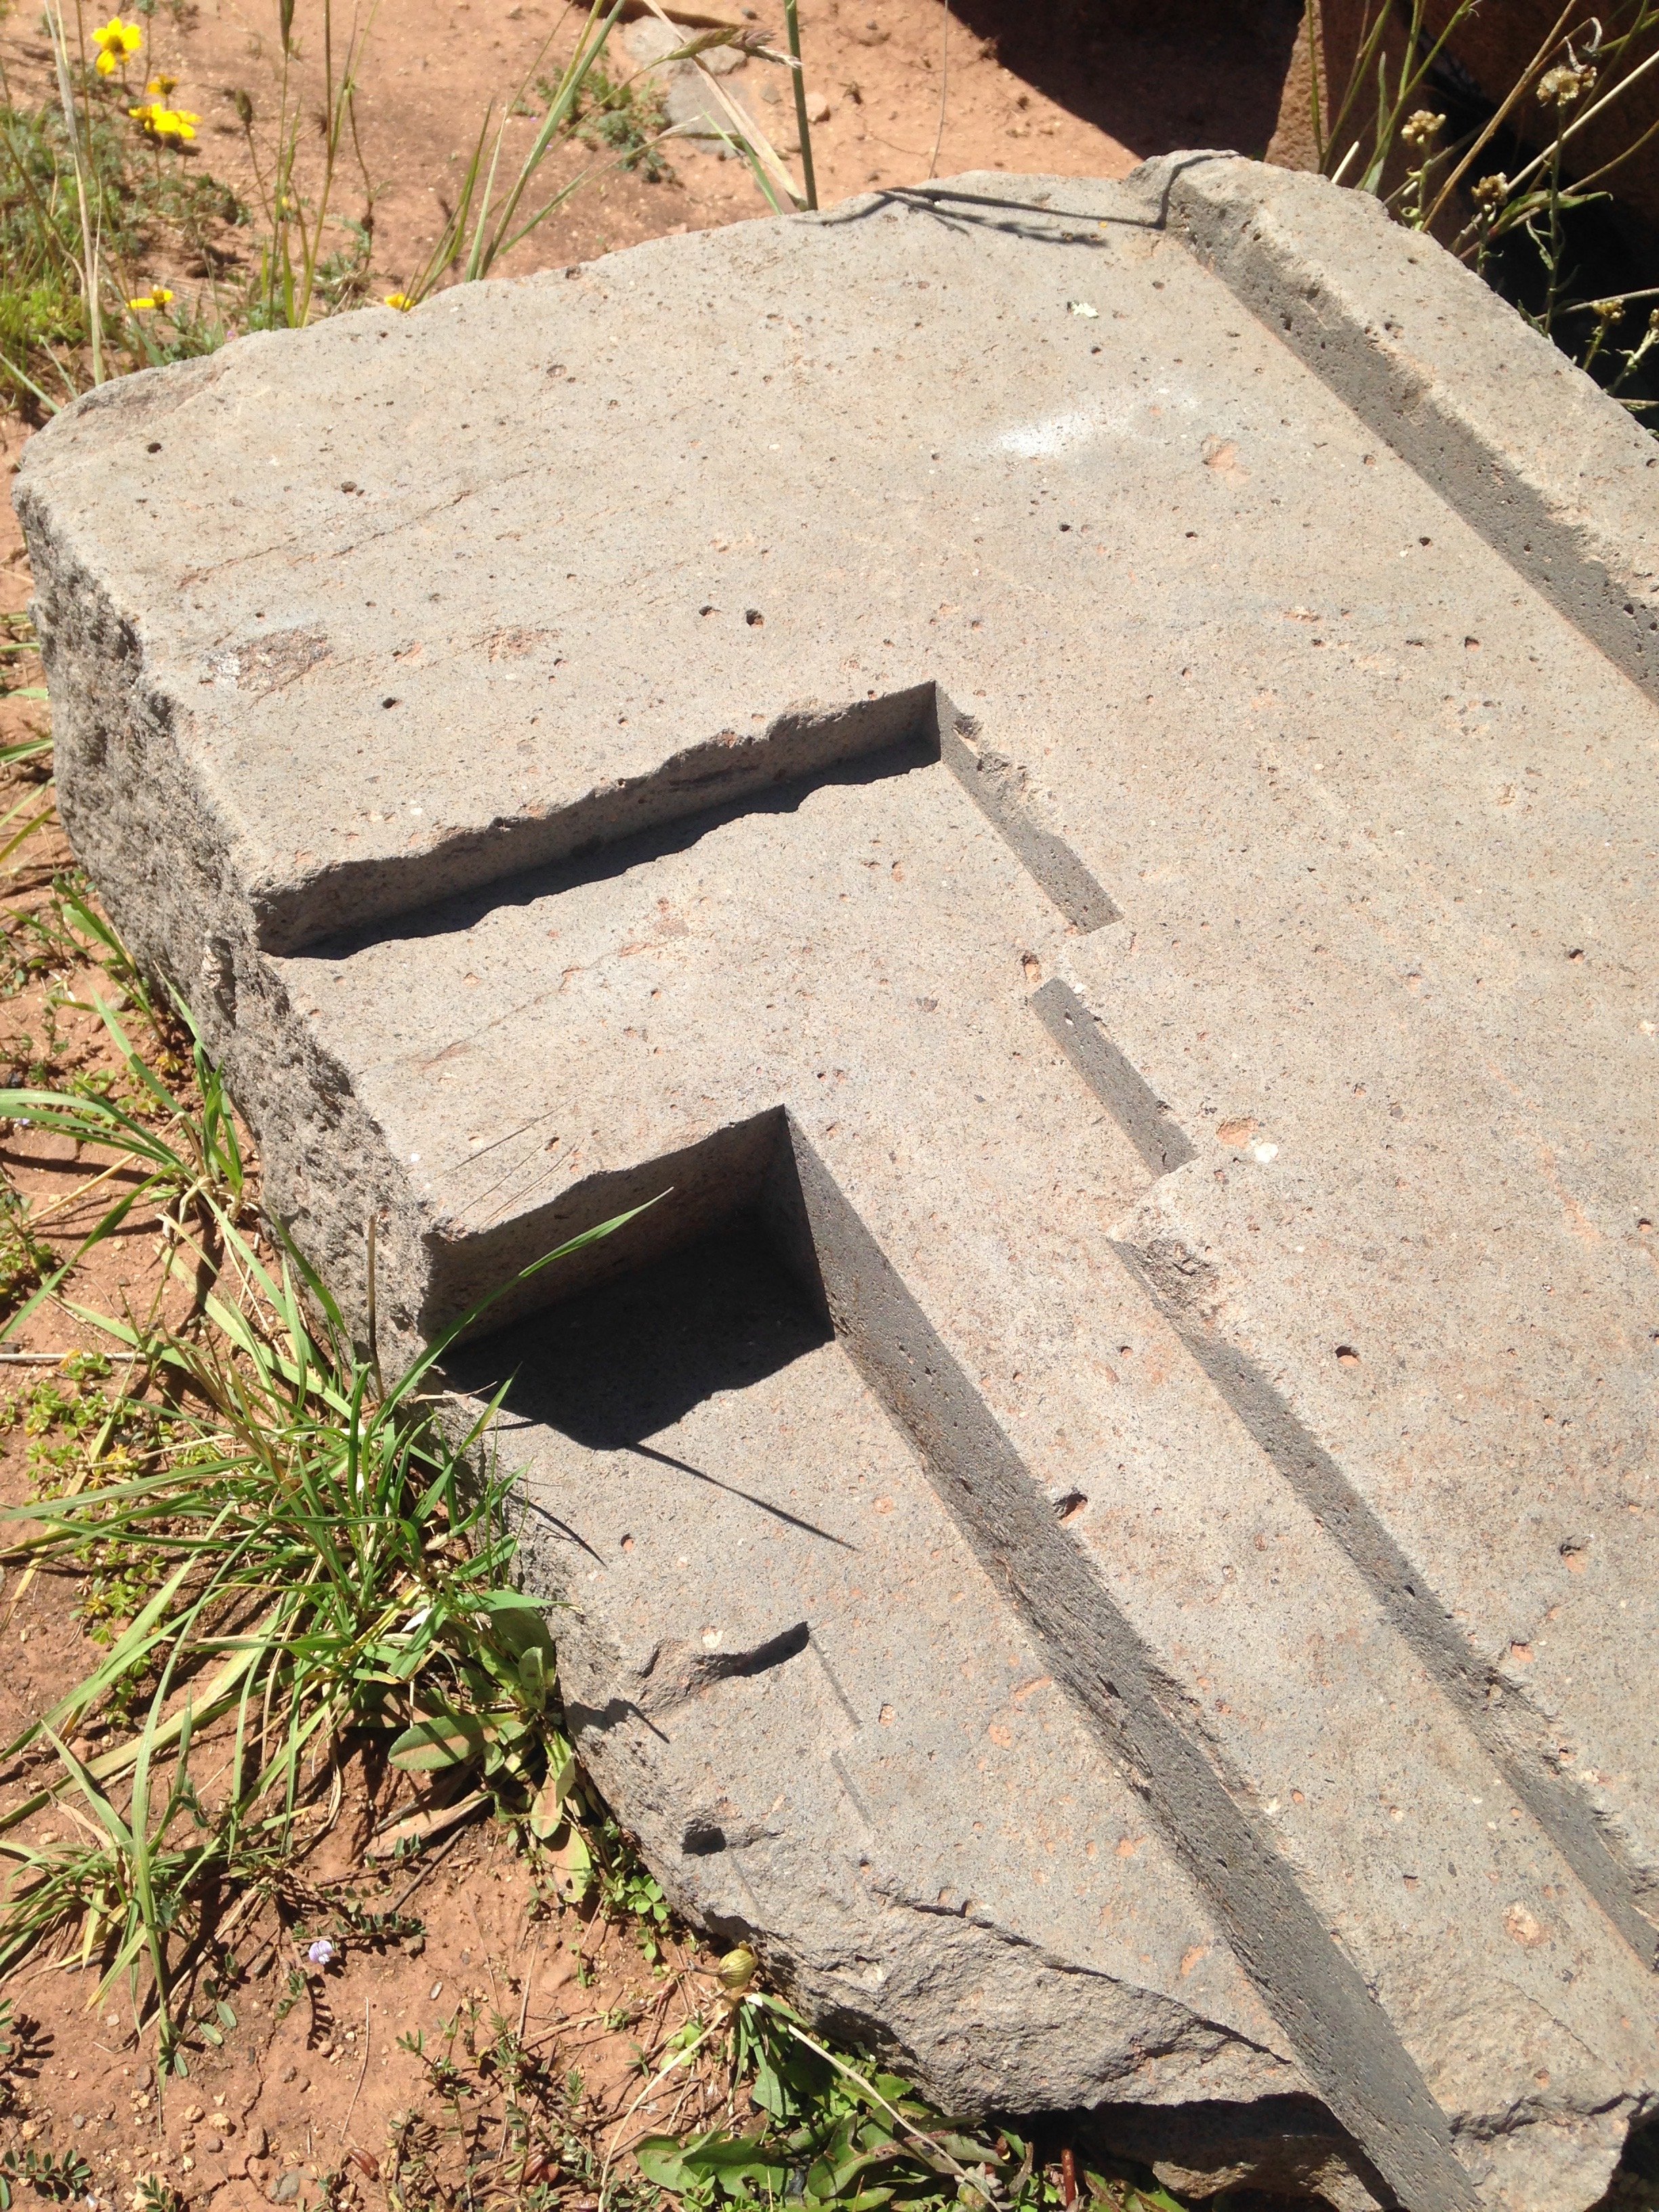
top-left (17, 157), bottom-right (1659, 2212)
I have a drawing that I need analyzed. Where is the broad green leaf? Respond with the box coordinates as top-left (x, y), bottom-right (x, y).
top-left (636, 2130), bottom-right (792, 2192)
top-left (529, 1766), bottom-right (567, 1840)
top-left (476, 1594), bottom-right (556, 1663)
top-left (388, 1711), bottom-right (486, 1772)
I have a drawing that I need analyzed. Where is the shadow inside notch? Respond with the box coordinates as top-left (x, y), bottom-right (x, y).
top-left (447, 1216), bottom-right (833, 1457)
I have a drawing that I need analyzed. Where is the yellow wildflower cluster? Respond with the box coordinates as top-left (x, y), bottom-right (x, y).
top-left (129, 98), bottom-right (200, 141)
top-left (384, 292), bottom-right (413, 311)
top-left (91, 15), bottom-right (142, 73)
top-left (126, 287), bottom-right (175, 312)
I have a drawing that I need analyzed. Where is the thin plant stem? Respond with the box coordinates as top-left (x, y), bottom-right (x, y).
top-left (1422, 1), bottom-right (1580, 232)
top-left (1542, 119), bottom-right (1568, 333)
top-left (928, 0), bottom-right (948, 180)
top-left (783, 0), bottom-right (816, 209)
top-left (1303, 0), bottom-right (1325, 167)
top-left (1495, 34), bottom-right (1659, 209)
top-left (41, 0), bottom-right (103, 382)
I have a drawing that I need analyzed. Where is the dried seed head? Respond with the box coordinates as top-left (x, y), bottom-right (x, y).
top-left (716, 1944), bottom-right (758, 1993)
top-left (661, 25), bottom-right (787, 66)
top-left (1538, 62), bottom-right (1597, 105)
top-left (1400, 108), bottom-right (1445, 149)
top-left (1472, 172), bottom-right (1508, 211)
top-left (1592, 296), bottom-right (1626, 325)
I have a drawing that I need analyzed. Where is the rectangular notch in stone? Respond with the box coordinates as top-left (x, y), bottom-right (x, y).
top-left (446, 1108), bottom-right (1474, 2212)
top-left (283, 680), bottom-right (1119, 955)
top-left (935, 701), bottom-right (1120, 933)
top-left (1029, 979), bottom-right (1195, 1174)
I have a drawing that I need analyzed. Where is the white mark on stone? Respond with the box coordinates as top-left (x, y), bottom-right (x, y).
top-left (996, 406), bottom-right (1110, 458)
top-left (1252, 1142), bottom-right (1279, 1163)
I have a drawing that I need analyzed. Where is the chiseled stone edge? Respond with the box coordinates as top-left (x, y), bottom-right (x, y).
top-left (1139, 150), bottom-right (1659, 705)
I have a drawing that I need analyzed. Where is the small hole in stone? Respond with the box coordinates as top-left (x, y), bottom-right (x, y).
top-left (340, 480), bottom-right (358, 493)
top-left (382, 696), bottom-right (399, 709)
top-left (146, 441), bottom-right (162, 454)
top-left (1336, 1345), bottom-right (1360, 1365)
top-left (1639, 1218), bottom-right (1653, 1233)
top-left (1054, 1492), bottom-right (1087, 1521)
top-left (699, 605), bottom-right (715, 616)
top-left (745, 608), bottom-right (764, 626)
top-left (1568, 948), bottom-right (1585, 961)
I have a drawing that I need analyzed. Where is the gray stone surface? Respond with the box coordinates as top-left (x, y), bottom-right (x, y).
top-left (16, 159), bottom-right (1659, 2211)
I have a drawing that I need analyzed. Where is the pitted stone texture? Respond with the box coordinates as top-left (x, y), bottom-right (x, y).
top-left (1153, 155), bottom-right (1659, 703)
top-left (457, 1231), bottom-right (1305, 2119)
top-left (17, 161), bottom-right (1659, 2211)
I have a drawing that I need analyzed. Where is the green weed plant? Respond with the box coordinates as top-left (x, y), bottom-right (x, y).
top-left (632, 1962), bottom-right (1183, 2212)
top-left (0, 0), bottom-right (819, 394)
top-left (0, 949), bottom-right (636, 2071)
top-left (0, 58), bottom-right (241, 408)
top-left (566, 62), bottom-right (674, 184)
top-left (1311, 0), bottom-right (1659, 411)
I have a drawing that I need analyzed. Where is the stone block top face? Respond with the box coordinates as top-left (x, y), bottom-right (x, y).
top-left (19, 162), bottom-right (1659, 2212)
top-left (26, 159), bottom-right (1629, 955)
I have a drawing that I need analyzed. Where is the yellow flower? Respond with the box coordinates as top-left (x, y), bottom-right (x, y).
top-left (92, 16), bottom-right (143, 73)
top-left (129, 100), bottom-right (198, 140)
top-left (145, 73), bottom-right (178, 96)
top-left (384, 291), bottom-right (412, 310)
top-left (126, 287), bottom-right (174, 311)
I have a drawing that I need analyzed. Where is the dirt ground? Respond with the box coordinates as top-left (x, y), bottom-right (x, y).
top-left (0, 0), bottom-right (1304, 298)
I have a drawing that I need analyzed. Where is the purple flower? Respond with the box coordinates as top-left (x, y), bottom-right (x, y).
top-left (307, 1938), bottom-right (336, 1967)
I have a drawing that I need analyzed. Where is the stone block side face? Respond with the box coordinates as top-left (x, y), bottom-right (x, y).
top-left (1147, 153), bottom-right (1659, 701)
top-left (14, 410), bottom-right (432, 1352)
